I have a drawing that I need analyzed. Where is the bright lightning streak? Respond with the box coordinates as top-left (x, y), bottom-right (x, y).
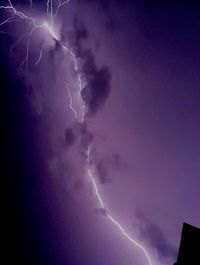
top-left (62, 45), bottom-right (85, 122)
top-left (44, 21), bottom-right (58, 40)
top-left (54, 0), bottom-right (71, 18)
top-left (47, 0), bottom-right (50, 14)
top-left (0, 2), bottom-right (154, 265)
top-left (66, 83), bottom-right (78, 119)
top-left (0, 15), bottom-right (16, 26)
top-left (35, 48), bottom-right (43, 66)
top-left (0, 0), bottom-right (84, 120)
top-left (0, 2), bottom-right (54, 71)
top-left (50, 0), bottom-right (53, 28)
top-left (107, 214), bottom-right (153, 265)
top-left (86, 147), bottom-right (153, 265)
top-left (86, 147), bottom-right (104, 209)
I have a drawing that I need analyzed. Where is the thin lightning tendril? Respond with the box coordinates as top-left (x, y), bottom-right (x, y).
top-left (54, 0), bottom-right (71, 18)
top-left (0, 0), bottom-right (84, 120)
top-left (86, 147), bottom-right (153, 265)
top-left (0, 2), bottom-right (154, 265)
top-left (35, 48), bottom-right (43, 66)
top-left (66, 83), bottom-right (78, 119)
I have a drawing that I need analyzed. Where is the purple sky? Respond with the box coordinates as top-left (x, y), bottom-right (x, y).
top-left (1, 1), bottom-right (200, 265)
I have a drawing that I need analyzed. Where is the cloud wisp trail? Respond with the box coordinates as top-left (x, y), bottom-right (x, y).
top-left (0, 1), bottom-right (154, 265)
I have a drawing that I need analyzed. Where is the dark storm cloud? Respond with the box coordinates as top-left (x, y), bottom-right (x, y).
top-left (135, 210), bottom-right (177, 259)
top-left (79, 48), bottom-right (111, 116)
top-left (81, 60), bottom-right (111, 115)
top-left (60, 16), bottom-right (88, 55)
top-left (72, 17), bottom-right (89, 57)
top-left (95, 154), bottom-right (122, 184)
top-left (70, 19), bottom-right (112, 116)
top-left (64, 128), bottom-right (76, 147)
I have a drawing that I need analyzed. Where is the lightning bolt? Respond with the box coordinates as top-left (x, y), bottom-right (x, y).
top-left (0, 0), bottom-right (85, 121)
top-left (66, 83), bottom-right (78, 119)
top-left (86, 147), bottom-right (153, 265)
top-left (54, 0), bottom-right (71, 18)
top-left (35, 48), bottom-right (43, 66)
top-left (0, 2), bottom-right (154, 265)
top-left (62, 45), bottom-right (85, 122)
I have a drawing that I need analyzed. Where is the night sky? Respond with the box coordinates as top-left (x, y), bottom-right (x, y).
top-left (1, 1), bottom-right (200, 265)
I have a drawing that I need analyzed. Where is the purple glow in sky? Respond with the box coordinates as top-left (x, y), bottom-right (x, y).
top-left (1, 1), bottom-right (200, 265)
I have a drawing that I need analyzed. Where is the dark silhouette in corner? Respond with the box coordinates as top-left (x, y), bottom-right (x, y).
top-left (174, 223), bottom-right (200, 265)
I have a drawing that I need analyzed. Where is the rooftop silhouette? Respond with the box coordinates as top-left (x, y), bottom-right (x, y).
top-left (174, 223), bottom-right (200, 265)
